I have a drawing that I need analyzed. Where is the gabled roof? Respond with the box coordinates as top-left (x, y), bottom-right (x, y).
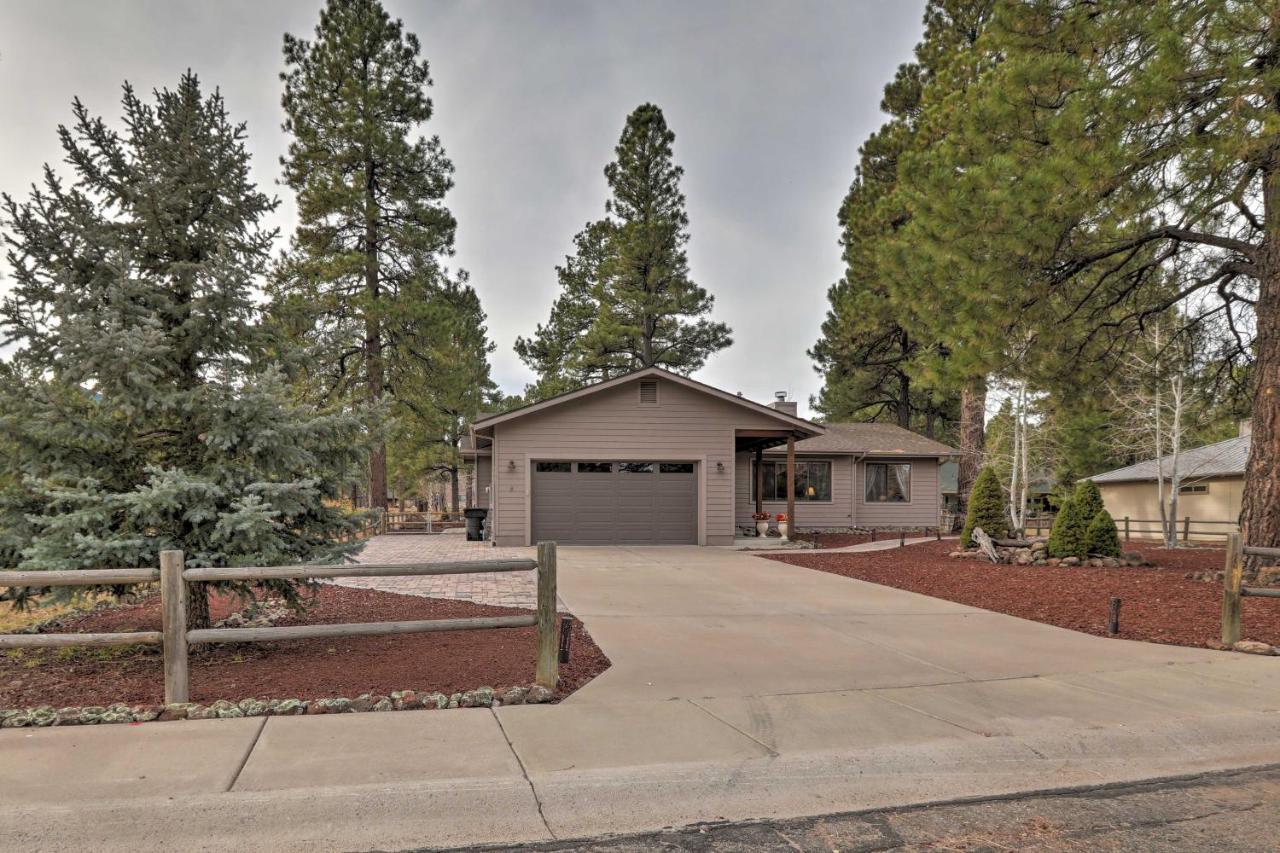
top-left (1089, 435), bottom-right (1249, 484)
top-left (765, 421), bottom-right (958, 458)
top-left (471, 366), bottom-right (824, 436)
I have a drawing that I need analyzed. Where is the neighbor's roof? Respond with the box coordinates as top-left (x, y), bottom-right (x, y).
top-left (470, 366), bottom-right (824, 436)
top-left (765, 421), bottom-right (958, 458)
top-left (1089, 435), bottom-right (1249, 484)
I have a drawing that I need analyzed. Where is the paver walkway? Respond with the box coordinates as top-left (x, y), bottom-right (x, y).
top-left (339, 531), bottom-right (538, 608)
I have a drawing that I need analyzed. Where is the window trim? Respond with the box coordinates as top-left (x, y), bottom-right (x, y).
top-left (864, 461), bottom-right (913, 504)
top-left (750, 458), bottom-right (834, 503)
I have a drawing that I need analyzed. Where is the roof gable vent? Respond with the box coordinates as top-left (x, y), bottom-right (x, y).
top-left (638, 379), bottom-right (659, 405)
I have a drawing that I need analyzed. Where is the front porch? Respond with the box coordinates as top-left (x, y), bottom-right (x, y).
top-left (736, 428), bottom-right (804, 539)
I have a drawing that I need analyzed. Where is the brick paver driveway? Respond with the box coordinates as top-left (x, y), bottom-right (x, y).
top-left (341, 531), bottom-right (538, 608)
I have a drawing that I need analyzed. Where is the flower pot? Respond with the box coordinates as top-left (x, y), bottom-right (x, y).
top-left (778, 522), bottom-right (789, 540)
top-left (756, 521), bottom-right (769, 537)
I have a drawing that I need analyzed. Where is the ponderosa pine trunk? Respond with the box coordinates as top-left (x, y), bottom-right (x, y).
top-left (450, 465), bottom-right (460, 514)
top-left (1240, 164), bottom-right (1280, 568)
top-left (186, 581), bottom-right (211, 632)
top-left (364, 158), bottom-right (387, 511)
top-left (956, 379), bottom-right (987, 516)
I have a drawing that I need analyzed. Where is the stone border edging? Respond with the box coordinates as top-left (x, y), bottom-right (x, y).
top-left (0, 683), bottom-right (555, 728)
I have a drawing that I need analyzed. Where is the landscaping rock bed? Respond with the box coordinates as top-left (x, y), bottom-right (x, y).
top-left (0, 585), bottom-right (609, 710)
top-left (767, 539), bottom-right (1280, 650)
top-left (948, 538), bottom-right (1150, 568)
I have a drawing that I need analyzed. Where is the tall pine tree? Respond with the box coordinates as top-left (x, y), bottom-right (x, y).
top-left (387, 277), bottom-right (497, 512)
top-left (891, 1), bottom-right (1280, 563)
top-left (275, 0), bottom-right (464, 509)
top-left (517, 104), bottom-right (730, 397)
top-left (813, 2), bottom-right (992, 495)
top-left (0, 73), bottom-right (367, 628)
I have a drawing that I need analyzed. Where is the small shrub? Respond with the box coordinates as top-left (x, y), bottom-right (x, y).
top-left (961, 467), bottom-right (1009, 548)
top-left (1072, 479), bottom-right (1105, 524)
top-left (1086, 509), bottom-right (1122, 557)
top-left (1047, 497), bottom-right (1090, 559)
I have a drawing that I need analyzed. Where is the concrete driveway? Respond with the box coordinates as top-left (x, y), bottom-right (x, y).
top-left (554, 544), bottom-right (1231, 705)
top-left (3, 542), bottom-right (1279, 852)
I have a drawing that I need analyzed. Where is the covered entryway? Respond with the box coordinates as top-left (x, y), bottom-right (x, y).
top-left (532, 461), bottom-right (698, 545)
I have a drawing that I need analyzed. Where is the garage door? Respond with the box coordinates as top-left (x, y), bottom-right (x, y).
top-left (532, 461), bottom-right (698, 545)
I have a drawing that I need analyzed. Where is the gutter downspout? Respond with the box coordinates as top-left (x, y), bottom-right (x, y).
top-left (851, 452), bottom-right (865, 529)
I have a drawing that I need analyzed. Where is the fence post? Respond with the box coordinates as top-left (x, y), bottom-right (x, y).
top-left (1183, 516), bottom-right (1191, 543)
top-left (1124, 516), bottom-right (1130, 542)
top-left (535, 541), bottom-right (559, 689)
top-left (1221, 533), bottom-right (1243, 646)
top-left (160, 549), bottom-right (189, 704)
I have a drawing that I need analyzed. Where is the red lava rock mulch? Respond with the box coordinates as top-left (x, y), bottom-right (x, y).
top-left (793, 532), bottom-right (874, 549)
top-left (0, 585), bottom-right (609, 709)
top-left (766, 539), bottom-right (1280, 649)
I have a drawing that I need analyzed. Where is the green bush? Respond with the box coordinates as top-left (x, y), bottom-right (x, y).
top-left (1047, 497), bottom-right (1090, 559)
top-left (961, 467), bottom-right (1009, 548)
top-left (1072, 479), bottom-right (1105, 524)
top-left (1086, 509), bottom-right (1122, 557)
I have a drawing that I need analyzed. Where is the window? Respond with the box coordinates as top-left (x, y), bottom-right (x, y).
top-left (1179, 483), bottom-right (1209, 495)
top-left (535, 462), bottom-right (571, 473)
top-left (638, 380), bottom-right (659, 405)
top-left (751, 460), bottom-right (832, 502)
top-left (619, 462), bottom-right (654, 473)
top-left (577, 462), bottom-right (613, 473)
top-left (865, 463), bottom-right (911, 502)
top-left (660, 462), bottom-right (694, 474)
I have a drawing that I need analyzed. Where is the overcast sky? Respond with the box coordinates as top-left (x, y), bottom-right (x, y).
top-left (0, 0), bottom-right (926, 417)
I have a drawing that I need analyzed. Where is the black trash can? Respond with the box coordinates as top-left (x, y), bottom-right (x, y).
top-left (464, 507), bottom-right (488, 541)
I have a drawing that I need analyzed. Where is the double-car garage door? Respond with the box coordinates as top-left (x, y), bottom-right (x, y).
top-left (532, 460), bottom-right (698, 545)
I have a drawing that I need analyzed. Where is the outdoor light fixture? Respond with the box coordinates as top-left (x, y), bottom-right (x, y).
top-left (507, 460), bottom-right (516, 472)
top-left (716, 461), bottom-right (725, 473)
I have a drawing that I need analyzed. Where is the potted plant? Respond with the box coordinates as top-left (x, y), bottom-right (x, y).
top-left (776, 513), bottom-right (789, 540)
top-left (752, 511), bottom-right (770, 537)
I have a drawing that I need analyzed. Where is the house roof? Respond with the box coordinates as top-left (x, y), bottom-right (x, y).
top-left (765, 421), bottom-right (958, 458)
top-left (470, 366), bottom-right (825, 436)
top-left (1089, 435), bottom-right (1250, 484)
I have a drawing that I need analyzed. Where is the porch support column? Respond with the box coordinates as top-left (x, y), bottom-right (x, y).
top-left (754, 447), bottom-right (764, 515)
top-left (785, 435), bottom-right (796, 540)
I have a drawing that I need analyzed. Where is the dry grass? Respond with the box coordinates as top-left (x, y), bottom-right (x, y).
top-left (0, 593), bottom-right (113, 634)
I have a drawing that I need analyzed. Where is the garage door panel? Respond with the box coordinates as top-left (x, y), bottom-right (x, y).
top-left (532, 461), bottom-right (697, 545)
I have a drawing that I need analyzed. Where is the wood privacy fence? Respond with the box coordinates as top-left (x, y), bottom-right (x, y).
top-left (0, 542), bottom-right (560, 704)
top-left (1221, 533), bottom-right (1280, 645)
top-left (1024, 514), bottom-right (1237, 542)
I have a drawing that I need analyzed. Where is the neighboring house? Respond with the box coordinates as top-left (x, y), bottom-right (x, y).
top-left (938, 462), bottom-right (1056, 516)
top-left (1088, 422), bottom-right (1251, 540)
top-left (462, 367), bottom-right (957, 546)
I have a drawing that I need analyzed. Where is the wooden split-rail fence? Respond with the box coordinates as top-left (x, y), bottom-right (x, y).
top-left (1220, 533), bottom-right (1280, 645)
top-left (0, 542), bottom-right (560, 704)
top-left (1025, 514), bottom-right (1237, 542)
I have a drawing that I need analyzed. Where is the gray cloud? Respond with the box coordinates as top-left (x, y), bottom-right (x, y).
top-left (0, 0), bottom-right (925, 417)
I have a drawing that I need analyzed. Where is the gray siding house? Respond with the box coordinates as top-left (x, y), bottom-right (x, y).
top-left (463, 367), bottom-right (957, 547)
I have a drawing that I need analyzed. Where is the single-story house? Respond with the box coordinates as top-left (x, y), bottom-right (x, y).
top-left (1088, 422), bottom-right (1251, 540)
top-left (462, 367), bottom-right (957, 546)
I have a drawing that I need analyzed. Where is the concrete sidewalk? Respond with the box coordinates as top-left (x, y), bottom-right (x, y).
top-left (2, 544), bottom-right (1278, 851)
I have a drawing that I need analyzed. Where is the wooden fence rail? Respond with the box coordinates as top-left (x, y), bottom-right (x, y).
top-left (1221, 533), bottom-right (1280, 644)
top-left (0, 544), bottom-right (559, 704)
top-left (1025, 515), bottom-right (1238, 542)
